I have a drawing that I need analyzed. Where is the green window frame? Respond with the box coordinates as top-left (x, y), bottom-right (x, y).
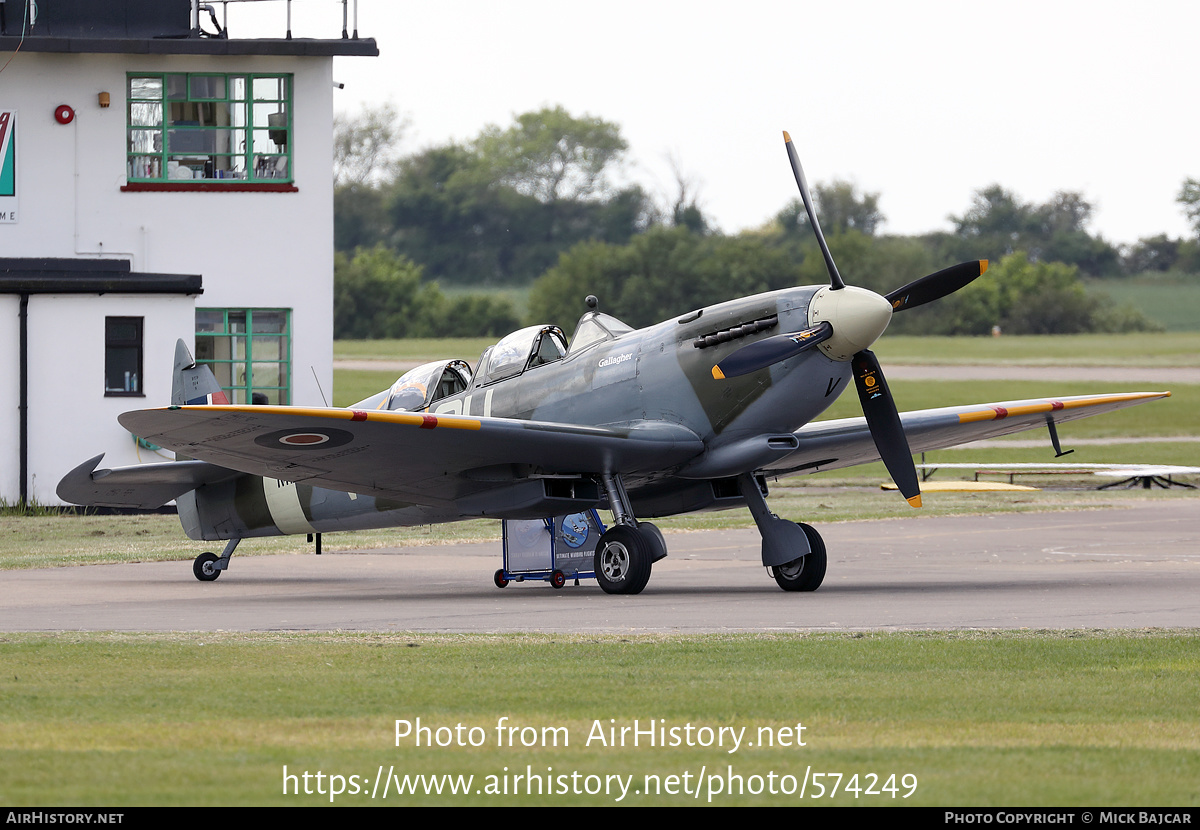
top-left (127, 73), bottom-right (292, 184)
top-left (195, 309), bottom-right (291, 405)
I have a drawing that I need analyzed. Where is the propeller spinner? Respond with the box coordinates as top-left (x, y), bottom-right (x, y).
top-left (713, 133), bottom-right (990, 507)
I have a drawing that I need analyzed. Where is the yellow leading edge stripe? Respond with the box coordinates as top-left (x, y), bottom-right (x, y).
top-left (955, 392), bottom-right (1169, 424)
top-left (174, 405), bottom-right (484, 431)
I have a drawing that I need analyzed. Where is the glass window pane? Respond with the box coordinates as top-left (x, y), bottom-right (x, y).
top-left (129, 76), bottom-right (162, 101)
top-left (166, 74), bottom-right (187, 101)
top-left (252, 311), bottom-right (287, 334)
top-left (251, 153), bottom-right (288, 180)
top-left (196, 310), bottom-right (225, 333)
top-left (105, 317), bottom-right (143, 396)
top-left (253, 362), bottom-right (281, 388)
top-left (127, 129), bottom-right (159, 153)
top-left (189, 75), bottom-right (226, 100)
top-left (129, 103), bottom-right (162, 127)
top-left (252, 76), bottom-right (287, 101)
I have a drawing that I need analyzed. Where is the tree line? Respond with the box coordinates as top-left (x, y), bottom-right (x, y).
top-left (334, 104), bottom-right (1198, 339)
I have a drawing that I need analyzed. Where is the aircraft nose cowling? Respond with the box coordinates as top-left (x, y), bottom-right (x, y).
top-left (807, 286), bottom-right (893, 361)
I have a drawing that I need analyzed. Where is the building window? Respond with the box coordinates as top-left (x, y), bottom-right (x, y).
top-left (105, 317), bottom-right (144, 396)
top-left (127, 73), bottom-right (291, 184)
top-left (195, 309), bottom-right (291, 404)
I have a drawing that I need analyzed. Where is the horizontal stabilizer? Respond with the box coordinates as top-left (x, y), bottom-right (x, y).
top-left (56, 454), bottom-right (242, 509)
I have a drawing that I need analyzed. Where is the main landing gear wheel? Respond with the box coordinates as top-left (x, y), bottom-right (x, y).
top-left (594, 525), bottom-right (653, 595)
top-left (193, 552), bottom-right (221, 582)
top-left (493, 569), bottom-right (509, 588)
top-left (772, 522), bottom-right (826, 592)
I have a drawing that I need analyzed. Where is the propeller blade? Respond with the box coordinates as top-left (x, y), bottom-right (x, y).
top-left (712, 322), bottom-right (833, 379)
top-left (884, 260), bottom-right (988, 313)
top-left (783, 131), bottom-right (845, 290)
top-left (851, 349), bottom-right (921, 507)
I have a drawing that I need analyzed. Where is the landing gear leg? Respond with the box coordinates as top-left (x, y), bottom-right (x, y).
top-left (594, 473), bottom-right (662, 594)
top-left (737, 473), bottom-right (826, 592)
top-left (193, 537), bottom-right (240, 582)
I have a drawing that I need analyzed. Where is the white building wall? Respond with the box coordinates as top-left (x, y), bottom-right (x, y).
top-left (0, 295), bottom-right (19, 502)
top-left (0, 50), bottom-right (337, 504)
top-left (23, 294), bottom-right (195, 505)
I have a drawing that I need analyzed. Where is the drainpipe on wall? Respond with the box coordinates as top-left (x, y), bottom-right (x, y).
top-left (18, 292), bottom-right (28, 505)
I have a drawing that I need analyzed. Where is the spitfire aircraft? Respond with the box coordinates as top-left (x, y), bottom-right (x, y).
top-left (58, 134), bottom-right (1168, 594)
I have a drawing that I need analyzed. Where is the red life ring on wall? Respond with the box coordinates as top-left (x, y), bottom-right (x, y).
top-left (55, 105), bottom-right (75, 124)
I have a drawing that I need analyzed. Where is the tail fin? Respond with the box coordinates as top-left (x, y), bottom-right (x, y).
top-left (172, 339), bottom-right (229, 406)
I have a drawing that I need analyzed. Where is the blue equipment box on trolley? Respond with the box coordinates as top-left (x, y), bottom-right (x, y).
top-left (496, 510), bottom-right (606, 589)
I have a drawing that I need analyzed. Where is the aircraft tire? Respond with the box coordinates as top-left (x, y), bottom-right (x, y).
top-left (193, 552), bottom-right (221, 582)
top-left (772, 523), bottom-right (826, 592)
top-left (594, 526), bottom-right (652, 595)
top-left (493, 569), bottom-right (509, 589)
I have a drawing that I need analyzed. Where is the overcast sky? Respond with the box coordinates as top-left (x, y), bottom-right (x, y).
top-left (246, 0), bottom-right (1197, 245)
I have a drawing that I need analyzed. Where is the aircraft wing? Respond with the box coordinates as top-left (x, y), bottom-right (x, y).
top-left (118, 405), bottom-right (704, 507)
top-left (765, 392), bottom-right (1170, 476)
top-left (56, 454), bottom-right (243, 509)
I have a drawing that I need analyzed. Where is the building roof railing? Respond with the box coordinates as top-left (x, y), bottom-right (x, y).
top-left (0, 0), bottom-right (377, 58)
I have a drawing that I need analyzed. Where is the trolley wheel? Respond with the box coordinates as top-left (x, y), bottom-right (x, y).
top-left (550, 569), bottom-right (566, 589)
top-left (493, 569), bottom-right (509, 588)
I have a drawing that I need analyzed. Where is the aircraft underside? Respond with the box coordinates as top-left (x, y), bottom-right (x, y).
top-left (177, 468), bottom-right (819, 593)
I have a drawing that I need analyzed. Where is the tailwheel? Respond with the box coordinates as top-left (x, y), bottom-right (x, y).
top-left (594, 525), bottom-right (653, 595)
top-left (193, 552), bottom-right (221, 582)
top-left (772, 522), bottom-right (827, 592)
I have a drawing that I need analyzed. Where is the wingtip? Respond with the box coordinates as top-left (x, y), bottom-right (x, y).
top-left (906, 493), bottom-right (922, 508)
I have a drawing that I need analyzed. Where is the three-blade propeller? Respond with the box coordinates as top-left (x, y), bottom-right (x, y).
top-left (714, 132), bottom-right (989, 507)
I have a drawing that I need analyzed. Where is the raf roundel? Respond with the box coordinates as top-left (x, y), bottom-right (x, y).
top-left (280, 433), bottom-right (329, 446)
top-left (253, 427), bottom-right (355, 450)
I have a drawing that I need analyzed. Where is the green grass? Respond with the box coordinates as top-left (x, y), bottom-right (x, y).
top-left (1087, 280), bottom-right (1200, 332)
top-left (334, 337), bottom-right (496, 362)
top-left (0, 631), bottom-right (1195, 806)
top-left (335, 368), bottom-right (405, 406)
top-left (0, 512), bottom-right (504, 571)
top-left (874, 331), bottom-right (1200, 364)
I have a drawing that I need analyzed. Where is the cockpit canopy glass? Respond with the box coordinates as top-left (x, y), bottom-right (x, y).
top-left (385, 360), bottom-right (470, 411)
top-left (475, 325), bottom-right (567, 386)
top-left (568, 312), bottom-right (633, 355)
